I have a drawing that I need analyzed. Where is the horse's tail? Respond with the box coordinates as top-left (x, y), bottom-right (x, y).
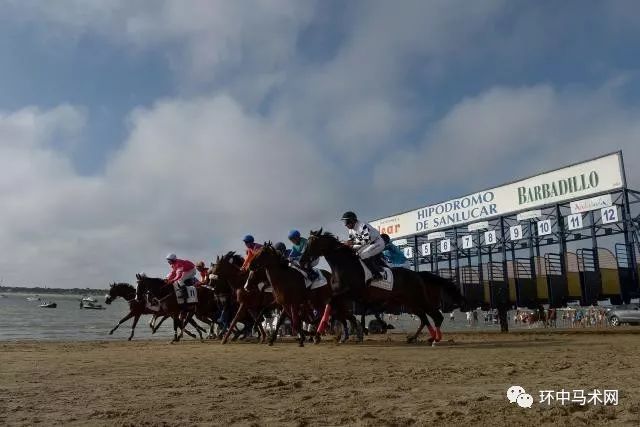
top-left (419, 271), bottom-right (468, 310)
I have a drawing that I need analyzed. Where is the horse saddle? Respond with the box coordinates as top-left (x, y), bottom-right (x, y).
top-left (290, 265), bottom-right (328, 290)
top-left (359, 259), bottom-right (394, 291)
top-left (173, 283), bottom-right (198, 304)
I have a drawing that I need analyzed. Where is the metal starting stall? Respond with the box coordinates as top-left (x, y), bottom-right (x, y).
top-left (371, 152), bottom-right (640, 311)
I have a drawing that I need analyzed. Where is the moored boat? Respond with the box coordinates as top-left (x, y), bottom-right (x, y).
top-left (40, 302), bottom-right (57, 308)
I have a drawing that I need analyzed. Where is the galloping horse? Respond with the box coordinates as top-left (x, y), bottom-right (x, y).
top-left (248, 242), bottom-right (361, 346)
top-left (300, 229), bottom-right (447, 343)
top-left (104, 282), bottom-right (198, 341)
top-left (211, 252), bottom-right (273, 344)
top-left (135, 274), bottom-right (203, 342)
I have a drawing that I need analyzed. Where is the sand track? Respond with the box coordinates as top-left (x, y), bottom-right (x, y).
top-left (2, 330), bottom-right (639, 426)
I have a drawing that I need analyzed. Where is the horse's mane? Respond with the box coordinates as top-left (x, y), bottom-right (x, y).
top-left (111, 282), bottom-right (134, 291)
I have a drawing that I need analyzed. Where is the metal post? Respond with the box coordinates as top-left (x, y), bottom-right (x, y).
top-left (413, 235), bottom-right (419, 272)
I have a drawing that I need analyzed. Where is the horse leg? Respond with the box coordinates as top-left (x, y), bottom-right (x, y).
top-left (187, 315), bottom-right (204, 342)
top-left (128, 314), bottom-right (141, 341)
top-left (172, 317), bottom-right (179, 343)
top-left (339, 318), bottom-right (350, 343)
top-left (407, 312), bottom-right (429, 344)
top-left (290, 305), bottom-right (305, 347)
top-left (428, 309), bottom-right (444, 342)
top-left (152, 315), bottom-right (169, 334)
top-left (149, 314), bottom-right (157, 331)
top-left (348, 314), bottom-right (363, 343)
top-left (360, 312), bottom-right (368, 335)
top-left (268, 310), bottom-right (287, 346)
top-left (109, 311), bottom-right (135, 335)
top-left (222, 303), bottom-right (245, 344)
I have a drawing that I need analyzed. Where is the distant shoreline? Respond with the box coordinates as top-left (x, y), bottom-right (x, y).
top-left (0, 286), bottom-right (108, 295)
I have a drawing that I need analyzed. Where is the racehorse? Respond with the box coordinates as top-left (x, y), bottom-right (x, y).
top-left (248, 242), bottom-right (361, 346)
top-left (104, 282), bottom-right (200, 341)
top-left (300, 229), bottom-right (448, 344)
top-left (135, 274), bottom-right (204, 342)
top-left (211, 252), bottom-right (273, 344)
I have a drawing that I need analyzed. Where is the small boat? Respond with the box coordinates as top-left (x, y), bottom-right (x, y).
top-left (27, 297), bottom-right (41, 301)
top-left (40, 302), bottom-right (57, 308)
top-left (80, 301), bottom-right (105, 310)
top-left (81, 296), bottom-right (98, 303)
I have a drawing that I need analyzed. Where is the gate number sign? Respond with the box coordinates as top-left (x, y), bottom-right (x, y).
top-left (566, 213), bottom-right (583, 231)
top-left (537, 219), bottom-right (552, 236)
top-left (440, 239), bottom-right (451, 253)
top-left (421, 243), bottom-right (431, 256)
top-left (601, 206), bottom-right (619, 224)
top-left (509, 225), bottom-right (523, 241)
top-left (484, 230), bottom-right (497, 246)
top-left (462, 235), bottom-right (473, 249)
top-left (403, 247), bottom-right (413, 259)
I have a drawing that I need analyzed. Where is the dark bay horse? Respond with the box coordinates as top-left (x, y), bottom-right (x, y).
top-left (211, 252), bottom-right (273, 344)
top-left (135, 274), bottom-right (204, 342)
top-left (105, 282), bottom-right (198, 341)
top-left (248, 243), bottom-right (361, 346)
top-left (300, 229), bottom-right (446, 343)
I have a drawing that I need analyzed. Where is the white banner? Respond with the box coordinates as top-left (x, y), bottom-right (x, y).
top-left (371, 153), bottom-right (624, 239)
top-left (570, 194), bottom-right (613, 214)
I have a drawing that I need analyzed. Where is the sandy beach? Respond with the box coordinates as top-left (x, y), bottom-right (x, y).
top-left (2, 330), bottom-right (640, 426)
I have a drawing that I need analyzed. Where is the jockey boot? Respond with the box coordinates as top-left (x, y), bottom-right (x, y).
top-left (363, 257), bottom-right (382, 280)
top-left (179, 286), bottom-right (189, 311)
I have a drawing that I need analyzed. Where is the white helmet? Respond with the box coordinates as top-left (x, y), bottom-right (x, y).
top-left (139, 271), bottom-right (147, 277)
top-left (166, 253), bottom-right (177, 261)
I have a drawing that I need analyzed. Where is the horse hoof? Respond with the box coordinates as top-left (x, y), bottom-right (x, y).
top-left (431, 341), bottom-right (437, 348)
top-left (406, 336), bottom-right (415, 344)
top-left (298, 342), bottom-right (304, 348)
top-left (313, 336), bottom-right (321, 345)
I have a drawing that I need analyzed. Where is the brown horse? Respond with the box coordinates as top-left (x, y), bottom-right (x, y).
top-left (105, 282), bottom-right (202, 341)
top-left (211, 252), bottom-right (273, 344)
top-left (300, 229), bottom-right (446, 344)
top-left (248, 242), bottom-right (361, 346)
top-left (135, 274), bottom-right (203, 342)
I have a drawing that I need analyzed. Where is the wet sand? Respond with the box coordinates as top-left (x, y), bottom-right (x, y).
top-left (2, 330), bottom-right (640, 426)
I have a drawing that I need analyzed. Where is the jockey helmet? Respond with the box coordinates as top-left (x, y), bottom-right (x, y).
top-left (288, 230), bottom-right (300, 240)
top-left (242, 235), bottom-right (254, 244)
top-left (341, 211), bottom-right (357, 222)
top-left (139, 272), bottom-right (147, 277)
top-left (196, 261), bottom-right (206, 269)
top-left (166, 253), bottom-right (177, 261)
top-left (274, 242), bottom-right (287, 254)
top-left (381, 234), bottom-right (390, 244)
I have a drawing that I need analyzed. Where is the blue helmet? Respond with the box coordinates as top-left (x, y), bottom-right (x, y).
top-left (288, 230), bottom-right (301, 240)
top-left (242, 235), bottom-right (254, 243)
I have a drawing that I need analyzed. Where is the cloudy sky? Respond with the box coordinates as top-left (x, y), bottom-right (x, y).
top-left (1, 1), bottom-right (640, 288)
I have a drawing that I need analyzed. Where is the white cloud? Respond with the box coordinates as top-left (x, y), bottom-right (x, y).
top-left (0, 97), bottom-right (350, 287)
top-left (373, 83), bottom-right (640, 195)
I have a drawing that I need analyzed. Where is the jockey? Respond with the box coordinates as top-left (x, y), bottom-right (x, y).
top-left (381, 234), bottom-right (409, 268)
top-left (240, 235), bottom-right (263, 271)
top-left (341, 211), bottom-right (385, 280)
top-left (195, 261), bottom-right (209, 284)
top-left (165, 253), bottom-right (197, 305)
top-left (288, 229), bottom-right (319, 281)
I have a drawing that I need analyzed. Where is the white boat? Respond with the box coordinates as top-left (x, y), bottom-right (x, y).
top-left (40, 302), bottom-right (57, 308)
top-left (80, 301), bottom-right (105, 310)
top-left (26, 297), bottom-right (41, 302)
top-left (81, 296), bottom-right (98, 303)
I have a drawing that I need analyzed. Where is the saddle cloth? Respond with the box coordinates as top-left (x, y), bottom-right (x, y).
top-left (290, 265), bottom-right (328, 290)
top-left (173, 283), bottom-right (198, 304)
top-left (359, 259), bottom-right (394, 291)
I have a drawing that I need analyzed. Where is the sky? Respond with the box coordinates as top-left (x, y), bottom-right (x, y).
top-left (1, 1), bottom-right (640, 288)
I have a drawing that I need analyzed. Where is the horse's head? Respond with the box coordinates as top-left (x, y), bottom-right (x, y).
top-left (211, 252), bottom-right (241, 280)
top-left (301, 228), bottom-right (336, 263)
top-left (105, 282), bottom-right (134, 304)
top-left (249, 241), bottom-right (279, 271)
